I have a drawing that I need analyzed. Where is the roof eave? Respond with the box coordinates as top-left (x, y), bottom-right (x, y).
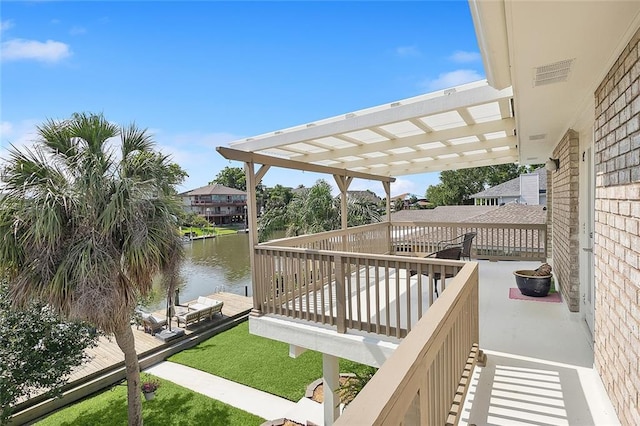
top-left (468, 0), bottom-right (512, 90)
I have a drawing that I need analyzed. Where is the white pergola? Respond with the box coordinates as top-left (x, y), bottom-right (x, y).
top-left (217, 80), bottom-right (517, 263)
top-left (226, 80), bottom-right (516, 178)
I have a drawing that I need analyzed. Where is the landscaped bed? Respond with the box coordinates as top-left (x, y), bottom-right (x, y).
top-left (36, 376), bottom-right (264, 426)
top-left (168, 321), bottom-right (369, 402)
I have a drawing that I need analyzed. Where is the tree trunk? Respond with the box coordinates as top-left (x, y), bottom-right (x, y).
top-left (114, 324), bottom-right (143, 426)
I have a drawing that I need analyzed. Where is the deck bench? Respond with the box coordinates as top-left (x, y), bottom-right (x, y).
top-left (175, 296), bottom-right (223, 327)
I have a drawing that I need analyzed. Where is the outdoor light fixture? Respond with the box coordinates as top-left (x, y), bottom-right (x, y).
top-left (545, 157), bottom-right (560, 172)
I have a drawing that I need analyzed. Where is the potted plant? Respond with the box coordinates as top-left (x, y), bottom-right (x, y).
top-left (514, 263), bottom-right (553, 297)
top-left (141, 377), bottom-right (161, 401)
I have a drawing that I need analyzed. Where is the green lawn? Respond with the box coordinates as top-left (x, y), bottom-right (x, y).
top-left (181, 226), bottom-right (239, 237)
top-left (169, 321), bottom-right (369, 401)
top-left (36, 376), bottom-right (264, 426)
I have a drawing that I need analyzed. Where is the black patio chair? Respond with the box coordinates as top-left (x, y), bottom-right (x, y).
top-left (437, 232), bottom-right (477, 261)
top-left (410, 246), bottom-right (462, 297)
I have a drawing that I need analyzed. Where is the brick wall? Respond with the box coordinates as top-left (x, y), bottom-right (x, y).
top-left (593, 26), bottom-right (640, 426)
top-left (551, 130), bottom-right (580, 312)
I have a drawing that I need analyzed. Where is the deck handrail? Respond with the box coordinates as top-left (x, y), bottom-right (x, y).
top-left (260, 222), bottom-right (389, 253)
top-left (259, 220), bottom-right (547, 261)
top-left (335, 261), bottom-right (480, 425)
top-left (254, 245), bottom-right (466, 338)
top-left (392, 221), bottom-right (547, 261)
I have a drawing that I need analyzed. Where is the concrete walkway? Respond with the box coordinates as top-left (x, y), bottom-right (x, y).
top-left (144, 361), bottom-right (322, 424)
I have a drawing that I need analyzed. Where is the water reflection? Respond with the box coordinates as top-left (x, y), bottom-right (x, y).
top-left (146, 233), bottom-right (252, 311)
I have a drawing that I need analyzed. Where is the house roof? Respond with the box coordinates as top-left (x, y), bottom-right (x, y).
top-left (179, 184), bottom-right (246, 197)
top-left (461, 204), bottom-right (546, 224)
top-left (386, 206), bottom-right (498, 222)
top-left (386, 204), bottom-right (545, 224)
top-left (471, 168), bottom-right (547, 199)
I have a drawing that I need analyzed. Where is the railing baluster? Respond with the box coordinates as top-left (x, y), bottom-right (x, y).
top-left (406, 260), bottom-right (412, 334)
top-left (375, 263), bottom-right (381, 334)
top-left (345, 260), bottom-right (353, 329)
top-left (335, 255), bottom-right (346, 333)
top-left (395, 260), bottom-right (401, 338)
top-left (327, 257), bottom-right (334, 326)
top-left (385, 260), bottom-right (391, 337)
top-left (365, 259), bottom-right (371, 333)
top-left (355, 257), bottom-right (362, 330)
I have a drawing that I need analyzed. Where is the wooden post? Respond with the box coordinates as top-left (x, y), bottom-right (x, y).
top-left (383, 181), bottom-right (392, 253)
top-left (244, 162), bottom-right (270, 316)
top-left (333, 175), bottom-right (353, 252)
top-left (323, 353), bottom-right (340, 425)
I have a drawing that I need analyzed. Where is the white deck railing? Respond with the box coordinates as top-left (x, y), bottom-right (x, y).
top-left (254, 246), bottom-right (464, 338)
top-left (251, 221), bottom-right (540, 424)
top-left (261, 220), bottom-right (547, 261)
top-left (391, 221), bottom-right (547, 261)
top-left (335, 262), bottom-right (480, 425)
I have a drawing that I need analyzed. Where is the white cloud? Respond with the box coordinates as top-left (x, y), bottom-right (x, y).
top-left (1, 38), bottom-right (71, 63)
top-left (449, 50), bottom-right (481, 63)
top-left (0, 119), bottom-right (41, 161)
top-left (395, 45), bottom-right (421, 57)
top-left (0, 121), bottom-right (13, 137)
top-left (154, 131), bottom-right (244, 190)
top-left (421, 69), bottom-right (484, 91)
top-left (69, 26), bottom-right (86, 36)
top-left (390, 178), bottom-right (421, 198)
top-left (1, 20), bottom-right (14, 33)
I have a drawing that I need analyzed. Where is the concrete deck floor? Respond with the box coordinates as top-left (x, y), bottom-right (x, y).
top-left (460, 260), bottom-right (619, 426)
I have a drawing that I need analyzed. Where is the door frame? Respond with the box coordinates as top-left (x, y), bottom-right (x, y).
top-left (579, 134), bottom-right (595, 336)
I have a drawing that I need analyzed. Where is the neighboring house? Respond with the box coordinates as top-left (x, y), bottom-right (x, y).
top-left (471, 167), bottom-right (547, 206)
top-left (387, 204), bottom-right (545, 225)
top-left (178, 184), bottom-right (247, 225)
top-left (386, 205), bottom-right (498, 223)
top-left (219, 3), bottom-right (640, 425)
top-left (389, 192), bottom-right (426, 210)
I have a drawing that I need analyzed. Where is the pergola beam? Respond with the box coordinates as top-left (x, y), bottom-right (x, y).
top-left (229, 83), bottom-right (513, 152)
top-left (217, 146), bottom-right (396, 183)
top-left (321, 136), bottom-right (517, 170)
top-left (287, 118), bottom-right (515, 164)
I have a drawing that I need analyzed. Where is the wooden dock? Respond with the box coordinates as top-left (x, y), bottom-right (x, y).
top-left (68, 292), bottom-right (252, 382)
top-left (13, 292), bottom-right (252, 424)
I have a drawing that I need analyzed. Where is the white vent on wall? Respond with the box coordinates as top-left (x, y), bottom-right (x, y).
top-left (533, 59), bottom-right (575, 87)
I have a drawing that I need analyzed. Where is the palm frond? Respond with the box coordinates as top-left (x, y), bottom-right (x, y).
top-left (0, 113), bottom-right (185, 334)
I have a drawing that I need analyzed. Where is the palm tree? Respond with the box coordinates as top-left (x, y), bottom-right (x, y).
top-left (257, 180), bottom-right (381, 242)
top-left (0, 113), bottom-right (184, 426)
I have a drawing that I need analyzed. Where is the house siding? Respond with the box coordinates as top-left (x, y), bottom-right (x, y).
top-left (551, 129), bottom-right (581, 312)
top-left (594, 26), bottom-right (640, 426)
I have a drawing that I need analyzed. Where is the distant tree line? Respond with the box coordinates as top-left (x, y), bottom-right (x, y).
top-left (425, 164), bottom-right (543, 206)
top-left (207, 163), bottom-right (544, 235)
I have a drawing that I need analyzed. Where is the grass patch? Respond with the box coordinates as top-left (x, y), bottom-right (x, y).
top-left (215, 227), bottom-right (240, 235)
top-left (36, 376), bottom-right (264, 426)
top-left (169, 321), bottom-right (368, 401)
top-left (181, 226), bottom-right (216, 237)
top-left (181, 226), bottom-right (240, 237)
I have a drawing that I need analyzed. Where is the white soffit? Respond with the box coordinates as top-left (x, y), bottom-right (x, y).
top-left (471, 0), bottom-right (640, 164)
top-left (228, 80), bottom-right (516, 177)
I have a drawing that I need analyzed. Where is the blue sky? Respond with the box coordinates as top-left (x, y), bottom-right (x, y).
top-left (1, 1), bottom-right (485, 197)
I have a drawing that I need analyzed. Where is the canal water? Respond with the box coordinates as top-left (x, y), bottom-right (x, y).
top-left (146, 232), bottom-right (252, 311)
